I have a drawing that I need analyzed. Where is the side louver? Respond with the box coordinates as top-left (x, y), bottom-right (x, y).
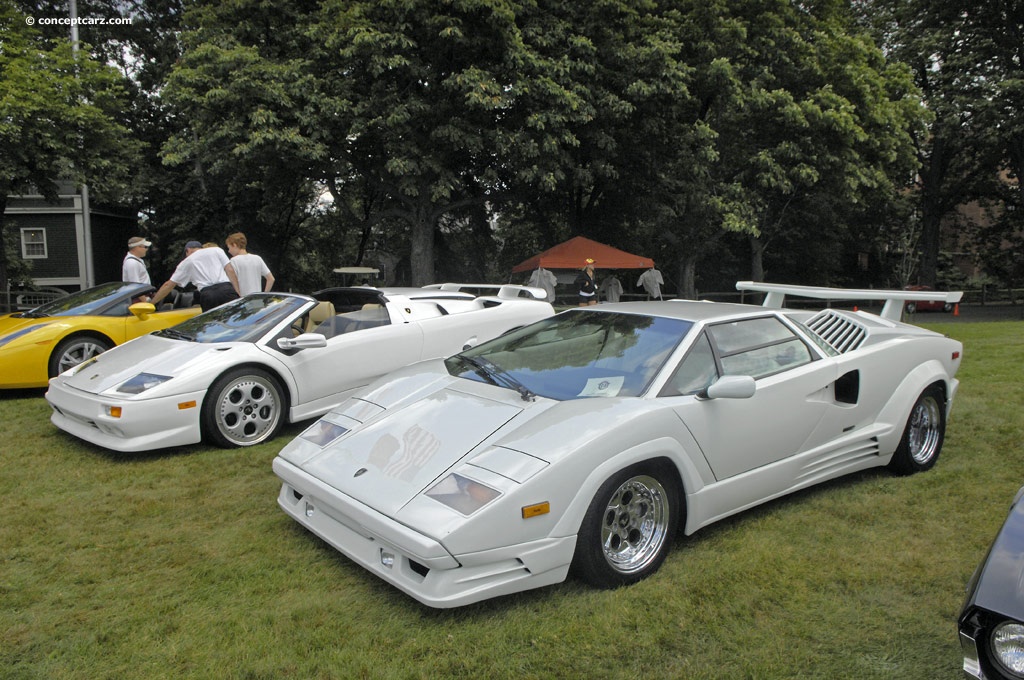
top-left (804, 310), bottom-right (867, 354)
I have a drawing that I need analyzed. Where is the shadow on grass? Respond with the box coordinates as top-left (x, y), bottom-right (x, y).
top-left (0, 386), bottom-right (47, 400)
top-left (48, 413), bottom-right (314, 464)
top-left (279, 465), bottom-right (897, 622)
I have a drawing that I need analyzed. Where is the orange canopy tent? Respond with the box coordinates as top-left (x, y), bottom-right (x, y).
top-left (511, 236), bottom-right (654, 273)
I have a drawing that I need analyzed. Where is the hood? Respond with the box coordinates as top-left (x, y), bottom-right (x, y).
top-left (56, 334), bottom-right (237, 394)
top-left (294, 386), bottom-right (524, 516)
top-left (966, 488), bottom-right (1024, 620)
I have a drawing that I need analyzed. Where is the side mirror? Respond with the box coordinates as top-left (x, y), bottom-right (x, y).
top-left (700, 375), bottom-right (756, 400)
top-left (277, 333), bottom-right (328, 351)
top-left (129, 302), bottom-right (156, 320)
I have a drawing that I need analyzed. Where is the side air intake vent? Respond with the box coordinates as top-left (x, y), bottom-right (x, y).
top-left (804, 310), bottom-right (867, 353)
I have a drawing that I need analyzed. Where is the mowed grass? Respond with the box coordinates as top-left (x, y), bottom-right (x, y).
top-left (1, 321), bottom-right (1021, 679)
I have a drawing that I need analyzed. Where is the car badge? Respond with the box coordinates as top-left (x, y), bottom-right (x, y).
top-left (354, 468), bottom-right (368, 477)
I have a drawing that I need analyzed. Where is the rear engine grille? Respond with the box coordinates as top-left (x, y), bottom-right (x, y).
top-left (804, 310), bottom-right (867, 353)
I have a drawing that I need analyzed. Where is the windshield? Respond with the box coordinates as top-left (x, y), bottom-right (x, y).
top-left (26, 282), bottom-right (149, 317)
top-left (446, 309), bottom-right (693, 400)
top-left (155, 294), bottom-right (309, 344)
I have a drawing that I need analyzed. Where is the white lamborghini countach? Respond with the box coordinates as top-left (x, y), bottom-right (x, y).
top-left (273, 282), bottom-right (963, 608)
top-left (45, 285), bottom-right (553, 452)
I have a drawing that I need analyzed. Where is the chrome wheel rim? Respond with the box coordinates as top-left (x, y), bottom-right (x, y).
top-left (215, 375), bottom-right (281, 446)
top-left (58, 340), bottom-right (107, 374)
top-left (600, 475), bottom-right (670, 574)
top-left (908, 395), bottom-right (942, 464)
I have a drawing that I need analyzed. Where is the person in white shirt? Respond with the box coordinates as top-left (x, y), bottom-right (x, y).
top-left (122, 236), bottom-right (152, 285)
top-left (224, 232), bottom-right (275, 296)
top-left (149, 240), bottom-right (239, 311)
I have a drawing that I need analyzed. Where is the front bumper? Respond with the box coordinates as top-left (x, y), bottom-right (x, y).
top-left (46, 380), bottom-right (205, 452)
top-left (273, 456), bottom-right (575, 608)
top-left (0, 340), bottom-right (53, 388)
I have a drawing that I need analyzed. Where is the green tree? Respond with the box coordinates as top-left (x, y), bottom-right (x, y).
top-left (857, 0), bottom-right (1022, 287)
top-left (700, 0), bottom-right (919, 291)
top-left (0, 0), bottom-right (136, 300)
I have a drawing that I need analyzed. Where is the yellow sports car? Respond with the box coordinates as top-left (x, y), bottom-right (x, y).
top-left (0, 282), bottom-right (200, 389)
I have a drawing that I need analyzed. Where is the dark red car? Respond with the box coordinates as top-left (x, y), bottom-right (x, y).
top-left (905, 285), bottom-right (956, 313)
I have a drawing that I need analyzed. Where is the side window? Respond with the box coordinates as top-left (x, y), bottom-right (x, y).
top-left (709, 317), bottom-right (812, 379)
top-left (21, 228), bottom-right (47, 259)
top-left (661, 332), bottom-right (719, 396)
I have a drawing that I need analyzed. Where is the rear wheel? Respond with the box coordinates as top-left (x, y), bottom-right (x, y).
top-left (48, 335), bottom-right (112, 377)
top-left (202, 368), bottom-right (285, 448)
top-left (572, 462), bottom-right (681, 589)
top-left (889, 385), bottom-right (945, 475)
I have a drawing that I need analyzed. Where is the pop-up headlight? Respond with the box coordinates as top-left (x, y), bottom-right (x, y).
top-left (117, 373), bottom-right (172, 394)
top-left (300, 419), bottom-right (349, 447)
top-left (425, 473), bottom-right (500, 516)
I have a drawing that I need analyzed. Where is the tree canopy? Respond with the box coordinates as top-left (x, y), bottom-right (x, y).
top-left (0, 0), bottom-right (137, 294)
top-left (4, 0), bottom-right (1019, 295)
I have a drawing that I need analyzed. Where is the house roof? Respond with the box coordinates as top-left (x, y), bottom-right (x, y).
top-left (511, 236), bottom-right (654, 273)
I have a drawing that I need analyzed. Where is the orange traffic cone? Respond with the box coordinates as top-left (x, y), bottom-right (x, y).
top-left (954, 303), bottom-right (959, 316)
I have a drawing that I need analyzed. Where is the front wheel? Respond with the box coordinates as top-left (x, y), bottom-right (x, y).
top-left (888, 385), bottom-right (946, 475)
top-left (572, 462), bottom-right (681, 589)
top-left (202, 368), bottom-right (285, 448)
top-left (48, 335), bottom-right (112, 377)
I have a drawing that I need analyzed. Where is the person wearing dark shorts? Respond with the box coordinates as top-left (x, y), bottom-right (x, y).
top-left (149, 240), bottom-right (240, 312)
top-left (575, 258), bottom-right (598, 306)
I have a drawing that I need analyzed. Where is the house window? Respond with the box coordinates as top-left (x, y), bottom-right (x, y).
top-left (21, 228), bottom-right (47, 259)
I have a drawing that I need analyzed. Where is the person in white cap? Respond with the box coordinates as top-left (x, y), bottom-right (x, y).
top-left (122, 236), bottom-right (152, 285)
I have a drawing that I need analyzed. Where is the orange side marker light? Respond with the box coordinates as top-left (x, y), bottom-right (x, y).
top-left (522, 502), bottom-right (550, 519)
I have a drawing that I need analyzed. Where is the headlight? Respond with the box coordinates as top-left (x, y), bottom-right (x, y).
top-left (117, 373), bottom-right (172, 394)
top-left (425, 473), bottom-right (500, 515)
top-left (299, 419), bottom-right (349, 447)
top-left (992, 621), bottom-right (1024, 677)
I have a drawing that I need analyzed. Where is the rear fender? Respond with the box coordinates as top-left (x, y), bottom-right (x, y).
top-left (875, 360), bottom-right (952, 455)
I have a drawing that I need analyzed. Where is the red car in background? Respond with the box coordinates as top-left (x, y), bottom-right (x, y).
top-left (905, 285), bottom-right (956, 313)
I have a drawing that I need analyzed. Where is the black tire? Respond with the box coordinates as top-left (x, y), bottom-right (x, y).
top-left (888, 385), bottom-right (946, 475)
top-left (202, 367), bottom-right (285, 448)
top-left (943, 303), bottom-right (954, 313)
top-left (904, 302), bottom-right (917, 314)
top-left (48, 335), bottom-right (113, 378)
top-left (572, 461), bottom-right (682, 589)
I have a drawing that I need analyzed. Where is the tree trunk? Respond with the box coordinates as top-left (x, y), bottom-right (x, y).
top-left (0, 190), bottom-right (9, 312)
top-left (409, 211), bottom-right (435, 286)
top-left (749, 234), bottom-right (766, 282)
top-left (677, 255), bottom-right (698, 299)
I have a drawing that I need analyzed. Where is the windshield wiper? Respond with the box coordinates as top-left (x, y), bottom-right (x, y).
top-left (157, 328), bottom-right (195, 342)
top-left (19, 311), bottom-right (49, 318)
top-left (460, 355), bottom-right (535, 402)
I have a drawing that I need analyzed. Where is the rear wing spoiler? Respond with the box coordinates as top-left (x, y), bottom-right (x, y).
top-left (736, 281), bottom-right (963, 322)
top-left (424, 283), bottom-right (549, 301)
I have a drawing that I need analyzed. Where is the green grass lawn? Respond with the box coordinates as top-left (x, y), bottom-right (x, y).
top-left (2, 320), bottom-right (1021, 679)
